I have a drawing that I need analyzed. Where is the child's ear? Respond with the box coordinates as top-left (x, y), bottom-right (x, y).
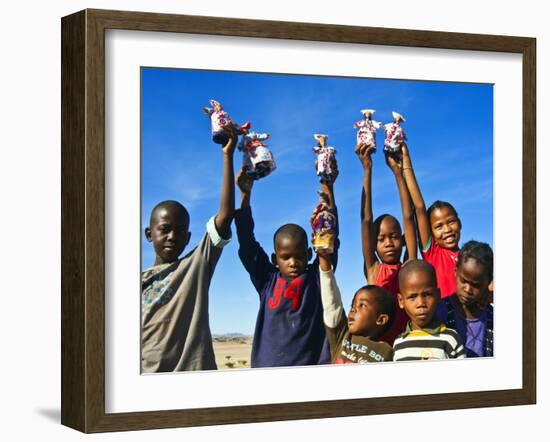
top-left (271, 253), bottom-right (278, 267)
top-left (435, 288), bottom-right (441, 303)
top-left (488, 280), bottom-right (494, 292)
top-left (307, 247), bottom-right (313, 262)
top-left (397, 293), bottom-right (404, 309)
top-left (376, 314), bottom-right (389, 326)
top-left (145, 227), bottom-right (152, 242)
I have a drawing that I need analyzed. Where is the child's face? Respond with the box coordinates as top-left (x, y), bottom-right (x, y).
top-left (348, 289), bottom-right (387, 337)
top-left (455, 258), bottom-right (491, 306)
top-left (146, 207), bottom-right (190, 265)
top-left (273, 236), bottom-right (310, 282)
top-left (429, 206), bottom-right (461, 250)
top-left (398, 271), bottom-right (440, 330)
top-left (376, 217), bottom-right (403, 264)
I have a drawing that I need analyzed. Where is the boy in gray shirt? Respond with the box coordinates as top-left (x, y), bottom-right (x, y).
top-left (141, 132), bottom-right (236, 373)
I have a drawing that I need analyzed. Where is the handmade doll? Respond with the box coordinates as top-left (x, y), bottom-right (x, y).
top-left (383, 112), bottom-right (407, 155)
top-left (202, 99), bottom-right (250, 145)
top-left (353, 109), bottom-right (382, 151)
top-left (310, 191), bottom-right (338, 253)
top-left (313, 134), bottom-right (337, 184)
top-left (237, 126), bottom-right (276, 180)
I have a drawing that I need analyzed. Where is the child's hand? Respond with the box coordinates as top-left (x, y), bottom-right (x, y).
top-left (221, 127), bottom-right (238, 156)
top-left (317, 249), bottom-right (333, 271)
top-left (355, 143), bottom-right (375, 169)
top-left (385, 152), bottom-right (402, 175)
top-left (236, 168), bottom-right (254, 194)
top-left (316, 248), bottom-right (333, 259)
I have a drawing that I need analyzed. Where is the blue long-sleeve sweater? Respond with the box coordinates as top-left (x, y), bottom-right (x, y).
top-left (235, 206), bottom-right (338, 368)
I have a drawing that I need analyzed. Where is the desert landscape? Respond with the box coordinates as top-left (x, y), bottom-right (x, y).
top-left (212, 334), bottom-right (253, 370)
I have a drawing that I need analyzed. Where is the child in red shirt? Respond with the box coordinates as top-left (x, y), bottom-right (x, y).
top-left (357, 143), bottom-right (417, 345)
top-left (400, 143), bottom-right (461, 298)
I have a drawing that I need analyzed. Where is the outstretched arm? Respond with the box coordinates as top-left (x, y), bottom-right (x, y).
top-left (401, 143), bottom-right (431, 250)
top-left (318, 252), bottom-right (345, 328)
top-left (356, 143), bottom-right (378, 282)
top-left (385, 153), bottom-right (417, 261)
top-left (234, 167), bottom-right (274, 293)
top-left (214, 130), bottom-right (237, 239)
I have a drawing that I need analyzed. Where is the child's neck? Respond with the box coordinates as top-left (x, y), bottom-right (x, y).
top-left (410, 319), bottom-right (437, 331)
top-left (154, 256), bottom-right (177, 266)
top-left (355, 331), bottom-right (376, 340)
top-left (453, 295), bottom-right (485, 320)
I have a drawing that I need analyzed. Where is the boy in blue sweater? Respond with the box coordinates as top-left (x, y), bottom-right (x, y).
top-left (234, 168), bottom-right (338, 368)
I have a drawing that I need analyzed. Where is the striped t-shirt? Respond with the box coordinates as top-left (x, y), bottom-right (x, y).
top-left (393, 321), bottom-right (466, 361)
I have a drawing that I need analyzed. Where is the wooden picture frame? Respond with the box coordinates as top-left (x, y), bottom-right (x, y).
top-left (61, 8), bottom-right (536, 433)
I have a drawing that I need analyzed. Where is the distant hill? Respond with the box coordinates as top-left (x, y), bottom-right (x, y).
top-left (212, 332), bottom-right (252, 339)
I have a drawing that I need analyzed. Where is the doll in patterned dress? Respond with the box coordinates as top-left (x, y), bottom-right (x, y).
top-left (383, 112), bottom-right (407, 155)
top-left (313, 134), bottom-right (337, 184)
top-left (353, 109), bottom-right (382, 152)
top-left (238, 126), bottom-right (276, 180)
top-left (310, 191), bottom-right (338, 254)
top-left (203, 99), bottom-right (250, 145)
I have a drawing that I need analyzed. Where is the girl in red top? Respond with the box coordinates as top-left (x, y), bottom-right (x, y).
top-left (400, 143), bottom-right (461, 298)
top-left (356, 143), bottom-right (417, 345)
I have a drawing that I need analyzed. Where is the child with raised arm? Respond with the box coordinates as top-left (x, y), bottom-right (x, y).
top-left (357, 142), bottom-right (417, 345)
top-left (401, 143), bottom-right (462, 298)
top-left (141, 131), bottom-right (237, 373)
top-left (394, 260), bottom-right (465, 361)
top-left (318, 251), bottom-right (395, 363)
top-left (436, 240), bottom-right (494, 357)
top-left (234, 166), bottom-right (339, 368)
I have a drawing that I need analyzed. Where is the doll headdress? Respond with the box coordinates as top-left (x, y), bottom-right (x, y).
top-left (209, 99), bottom-right (222, 109)
top-left (392, 111), bottom-right (405, 122)
top-left (313, 133), bottom-right (328, 147)
top-left (360, 109), bottom-right (376, 118)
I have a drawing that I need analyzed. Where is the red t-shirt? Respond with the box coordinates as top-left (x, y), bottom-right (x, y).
top-left (421, 236), bottom-right (459, 298)
top-left (374, 263), bottom-right (409, 346)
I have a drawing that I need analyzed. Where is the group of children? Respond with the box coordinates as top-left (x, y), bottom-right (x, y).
top-left (141, 120), bottom-right (494, 373)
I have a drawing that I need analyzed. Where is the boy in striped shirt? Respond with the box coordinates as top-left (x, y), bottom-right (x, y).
top-left (393, 260), bottom-right (465, 361)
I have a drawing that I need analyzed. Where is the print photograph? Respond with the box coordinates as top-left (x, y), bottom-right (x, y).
top-left (140, 68), bottom-right (494, 373)
top-left (62, 9), bottom-right (535, 432)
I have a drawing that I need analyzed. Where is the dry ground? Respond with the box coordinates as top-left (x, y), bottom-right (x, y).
top-left (213, 338), bottom-right (253, 370)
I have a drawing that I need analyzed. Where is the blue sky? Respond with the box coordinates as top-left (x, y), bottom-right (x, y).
top-left (141, 67), bottom-right (493, 335)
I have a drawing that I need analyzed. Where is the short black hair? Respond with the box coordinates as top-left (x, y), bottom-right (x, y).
top-left (149, 200), bottom-right (190, 227)
top-left (427, 200), bottom-right (461, 226)
top-left (273, 223), bottom-right (308, 250)
top-left (373, 213), bottom-right (402, 240)
top-left (457, 240), bottom-right (493, 281)
top-left (398, 259), bottom-right (437, 291)
top-left (354, 285), bottom-right (396, 333)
